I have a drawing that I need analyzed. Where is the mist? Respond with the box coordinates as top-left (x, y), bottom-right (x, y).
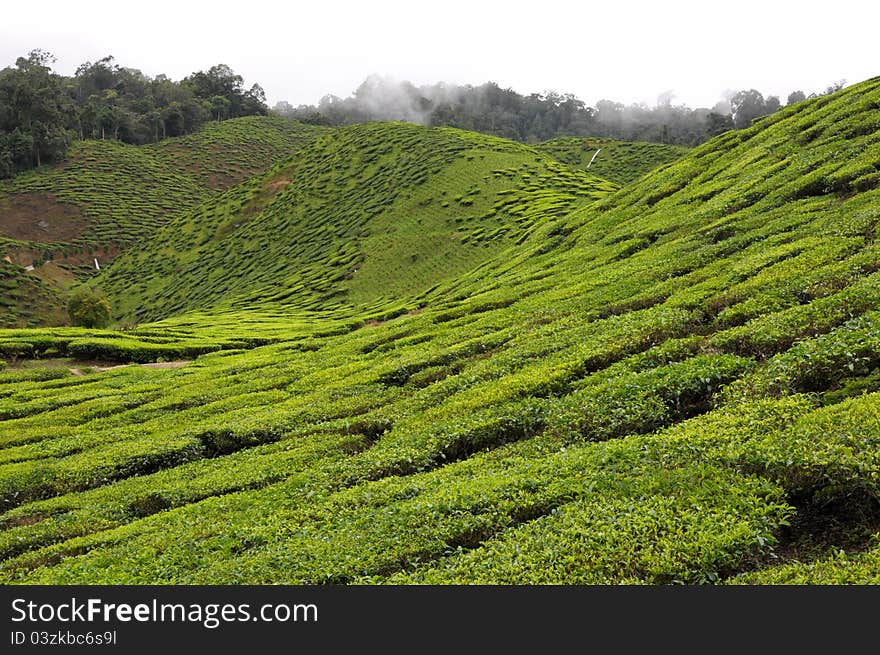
top-left (274, 76), bottom-right (841, 147)
top-left (275, 75), bottom-right (465, 126)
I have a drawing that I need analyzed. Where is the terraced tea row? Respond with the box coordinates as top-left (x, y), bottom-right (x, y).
top-left (1, 77), bottom-right (879, 584)
top-left (101, 123), bottom-right (617, 322)
top-left (534, 136), bottom-right (688, 184)
top-left (0, 117), bottom-right (326, 327)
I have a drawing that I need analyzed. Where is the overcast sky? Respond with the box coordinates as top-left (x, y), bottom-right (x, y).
top-left (2, 0), bottom-right (877, 109)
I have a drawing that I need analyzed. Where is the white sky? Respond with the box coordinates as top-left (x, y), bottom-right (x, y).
top-left (2, 0), bottom-right (877, 109)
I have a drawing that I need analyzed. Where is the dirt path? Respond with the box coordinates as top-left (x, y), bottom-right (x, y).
top-left (68, 361), bottom-right (192, 376)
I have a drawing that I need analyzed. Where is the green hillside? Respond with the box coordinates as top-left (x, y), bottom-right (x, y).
top-left (1, 78), bottom-right (879, 585)
top-left (101, 122), bottom-right (616, 322)
top-left (0, 116), bottom-right (326, 327)
top-left (534, 136), bottom-right (688, 184)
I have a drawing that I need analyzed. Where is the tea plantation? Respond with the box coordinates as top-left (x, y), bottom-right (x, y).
top-left (0, 77), bottom-right (879, 584)
top-left (534, 136), bottom-right (688, 184)
top-left (0, 116), bottom-right (327, 327)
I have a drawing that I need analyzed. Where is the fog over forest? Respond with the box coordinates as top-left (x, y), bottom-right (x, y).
top-left (0, 47), bottom-right (846, 179)
top-left (273, 74), bottom-right (846, 146)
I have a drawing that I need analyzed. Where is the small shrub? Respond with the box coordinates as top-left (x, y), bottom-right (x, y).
top-left (67, 287), bottom-right (112, 328)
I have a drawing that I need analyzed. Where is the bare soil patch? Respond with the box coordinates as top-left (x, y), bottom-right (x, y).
top-left (207, 172), bottom-right (240, 189)
top-left (70, 360), bottom-right (192, 375)
top-left (140, 360), bottom-right (192, 369)
top-left (8, 358), bottom-right (191, 376)
top-left (31, 260), bottom-right (76, 286)
top-left (0, 193), bottom-right (89, 243)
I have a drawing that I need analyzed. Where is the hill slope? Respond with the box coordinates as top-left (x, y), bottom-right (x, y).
top-left (0, 78), bottom-right (879, 584)
top-left (534, 136), bottom-right (688, 184)
top-left (0, 117), bottom-right (326, 327)
top-left (534, 136), bottom-right (689, 185)
top-left (101, 122), bottom-right (616, 322)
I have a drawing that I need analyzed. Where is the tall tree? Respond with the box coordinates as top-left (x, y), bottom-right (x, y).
top-left (787, 90), bottom-right (806, 105)
top-left (1, 51), bottom-right (270, 178)
top-left (730, 89), bottom-right (768, 129)
top-left (183, 64), bottom-right (267, 119)
top-left (0, 49), bottom-right (73, 174)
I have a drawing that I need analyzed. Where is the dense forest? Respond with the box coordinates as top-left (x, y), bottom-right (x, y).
top-left (1, 49), bottom-right (845, 179)
top-left (0, 50), bottom-right (267, 177)
top-left (275, 76), bottom-right (844, 146)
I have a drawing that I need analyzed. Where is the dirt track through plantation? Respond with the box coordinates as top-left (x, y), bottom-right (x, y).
top-left (68, 361), bottom-right (192, 376)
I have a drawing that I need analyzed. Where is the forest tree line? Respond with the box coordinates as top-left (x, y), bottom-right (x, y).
top-left (0, 50), bottom-right (268, 178)
top-left (275, 76), bottom-right (845, 147)
top-left (1, 49), bottom-right (846, 179)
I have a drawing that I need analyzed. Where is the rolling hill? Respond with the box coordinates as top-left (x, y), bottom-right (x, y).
top-left (101, 122), bottom-right (616, 322)
top-left (1, 77), bottom-right (879, 584)
top-left (0, 116), bottom-right (327, 327)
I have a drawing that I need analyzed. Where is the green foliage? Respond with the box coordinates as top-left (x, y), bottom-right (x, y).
top-left (0, 51), bottom-right (270, 180)
top-left (533, 137), bottom-right (688, 184)
top-left (66, 287), bottom-right (111, 328)
top-left (99, 123), bottom-right (616, 322)
top-left (0, 78), bottom-right (879, 585)
top-left (278, 77), bottom-right (791, 147)
top-left (183, 64), bottom-right (267, 121)
top-left (731, 89), bottom-right (780, 129)
top-left (0, 50), bottom-right (74, 177)
top-left (0, 116), bottom-right (326, 326)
